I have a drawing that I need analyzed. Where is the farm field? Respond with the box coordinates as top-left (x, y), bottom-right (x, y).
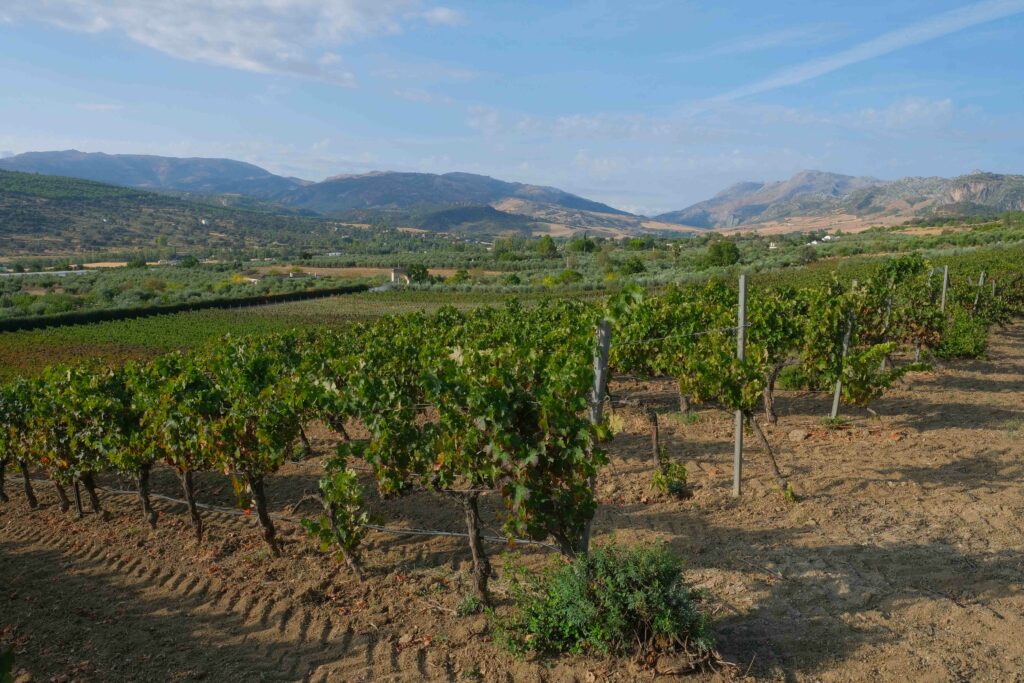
top-left (0, 289), bottom-right (508, 380)
top-left (1, 322), bottom-right (1022, 681)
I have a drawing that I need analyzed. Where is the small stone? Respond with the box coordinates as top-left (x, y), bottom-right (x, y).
top-left (788, 429), bottom-right (809, 443)
top-left (601, 483), bottom-right (617, 495)
top-left (398, 633), bottom-right (415, 646)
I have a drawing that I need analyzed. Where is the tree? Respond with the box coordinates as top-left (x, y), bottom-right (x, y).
top-left (705, 239), bottom-right (740, 267)
top-left (535, 235), bottom-right (558, 257)
top-left (406, 263), bottom-right (430, 283)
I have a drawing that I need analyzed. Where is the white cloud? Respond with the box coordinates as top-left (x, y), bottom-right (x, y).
top-left (854, 97), bottom-right (955, 130)
top-left (714, 0), bottom-right (1024, 101)
top-left (418, 7), bottom-right (465, 26)
top-left (392, 87), bottom-right (452, 104)
top-left (465, 105), bottom-right (502, 136)
top-left (0, 1), bottom-right (465, 86)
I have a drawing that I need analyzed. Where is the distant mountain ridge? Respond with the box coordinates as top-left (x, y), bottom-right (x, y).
top-left (0, 150), bottom-right (306, 198)
top-left (0, 150), bottom-right (636, 235)
top-left (657, 169), bottom-right (1024, 228)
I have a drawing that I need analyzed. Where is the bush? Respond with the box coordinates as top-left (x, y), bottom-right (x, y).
top-left (498, 543), bottom-right (715, 666)
top-left (704, 240), bottom-right (740, 267)
top-left (935, 308), bottom-right (988, 359)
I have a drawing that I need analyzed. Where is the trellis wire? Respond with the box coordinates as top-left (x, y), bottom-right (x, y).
top-left (8, 475), bottom-right (560, 551)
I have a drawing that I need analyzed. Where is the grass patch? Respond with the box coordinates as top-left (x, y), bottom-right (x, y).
top-left (496, 542), bottom-right (718, 670)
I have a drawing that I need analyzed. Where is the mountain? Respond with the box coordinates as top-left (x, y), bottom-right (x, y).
top-left (0, 169), bottom-right (347, 255)
top-left (288, 170), bottom-right (629, 216)
top-left (0, 150), bottom-right (305, 198)
top-left (657, 170), bottom-right (1024, 230)
top-left (656, 171), bottom-right (884, 228)
top-left (415, 205), bottom-right (537, 235)
top-left (0, 151), bottom-right (650, 236)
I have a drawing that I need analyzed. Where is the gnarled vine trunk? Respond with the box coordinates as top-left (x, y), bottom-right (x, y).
top-left (53, 480), bottom-right (71, 512)
top-left (180, 470), bottom-right (203, 542)
top-left (678, 388), bottom-right (691, 413)
top-left (72, 480), bottom-right (85, 518)
top-left (81, 472), bottom-right (103, 515)
top-left (763, 362), bottom-right (785, 426)
top-left (248, 474), bottom-right (279, 556)
top-left (462, 492), bottom-right (491, 603)
top-left (747, 414), bottom-right (790, 493)
top-left (19, 461), bottom-right (38, 509)
top-left (0, 458), bottom-right (8, 503)
top-left (297, 426), bottom-right (313, 457)
top-left (328, 501), bottom-right (363, 582)
top-left (138, 464), bottom-right (158, 528)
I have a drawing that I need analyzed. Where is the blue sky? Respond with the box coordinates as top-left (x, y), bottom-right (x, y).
top-left (1, 0), bottom-right (1022, 214)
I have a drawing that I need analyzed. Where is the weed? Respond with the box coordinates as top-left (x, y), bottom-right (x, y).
top-left (652, 446), bottom-right (689, 498)
top-left (821, 416), bottom-right (847, 430)
top-left (456, 593), bottom-right (482, 617)
top-left (496, 542), bottom-right (717, 668)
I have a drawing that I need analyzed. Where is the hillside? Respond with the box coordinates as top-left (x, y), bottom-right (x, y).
top-left (415, 205), bottom-right (537, 234)
top-left (0, 150), bottom-right (305, 198)
top-left (0, 170), bottom-right (346, 255)
top-left (284, 170), bottom-right (628, 216)
top-left (0, 151), bottom-right (657, 237)
top-left (656, 171), bottom-right (884, 228)
top-left (657, 170), bottom-right (1024, 230)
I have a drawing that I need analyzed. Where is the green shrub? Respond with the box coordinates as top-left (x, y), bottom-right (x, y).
top-left (777, 364), bottom-right (810, 390)
top-left (498, 543), bottom-right (715, 665)
top-left (652, 446), bottom-right (688, 498)
top-left (935, 308), bottom-right (988, 359)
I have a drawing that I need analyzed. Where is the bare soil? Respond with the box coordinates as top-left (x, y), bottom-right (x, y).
top-left (2, 324), bottom-right (1023, 682)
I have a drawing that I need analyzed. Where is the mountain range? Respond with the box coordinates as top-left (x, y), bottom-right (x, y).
top-left (2, 151), bottom-right (1023, 238)
top-left (0, 150), bottom-right (670, 237)
top-left (655, 169), bottom-right (1024, 231)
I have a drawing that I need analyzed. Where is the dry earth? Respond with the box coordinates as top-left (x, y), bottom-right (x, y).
top-left (2, 323), bottom-right (1023, 682)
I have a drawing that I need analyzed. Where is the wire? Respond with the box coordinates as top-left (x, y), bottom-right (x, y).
top-left (7, 475), bottom-right (559, 551)
top-left (612, 324), bottom-right (748, 348)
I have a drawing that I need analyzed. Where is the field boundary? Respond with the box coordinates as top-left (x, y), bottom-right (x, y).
top-left (0, 283), bottom-right (370, 333)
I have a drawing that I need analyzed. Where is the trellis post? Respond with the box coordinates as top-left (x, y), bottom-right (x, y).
top-left (582, 319), bottom-right (611, 554)
top-left (831, 280), bottom-right (857, 420)
top-left (733, 274), bottom-right (747, 498)
top-left (972, 271), bottom-right (986, 314)
top-left (940, 266), bottom-right (949, 312)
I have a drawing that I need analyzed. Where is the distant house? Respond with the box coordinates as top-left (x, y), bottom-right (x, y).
top-left (768, 242), bottom-right (778, 250)
top-left (245, 276), bottom-right (262, 284)
top-left (822, 235), bottom-right (833, 241)
top-left (391, 267), bottom-right (411, 285)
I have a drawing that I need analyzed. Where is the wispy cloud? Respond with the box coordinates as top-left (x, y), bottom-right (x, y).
top-left (76, 102), bottom-right (123, 112)
top-left (418, 7), bottom-right (465, 26)
top-left (667, 25), bottom-right (834, 64)
top-left (392, 87), bottom-right (453, 104)
top-left (0, 0), bottom-right (465, 87)
top-left (714, 0), bottom-right (1024, 101)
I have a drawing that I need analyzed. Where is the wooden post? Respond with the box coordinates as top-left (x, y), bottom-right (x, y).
top-left (733, 274), bottom-right (747, 498)
top-left (831, 280), bottom-right (857, 420)
top-left (940, 266), bottom-right (949, 313)
top-left (879, 295), bottom-right (892, 372)
top-left (582, 319), bottom-right (611, 554)
top-left (973, 271), bottom-right (986, 313)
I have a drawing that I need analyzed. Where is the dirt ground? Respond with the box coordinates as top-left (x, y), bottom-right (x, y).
top-left (2, 323), bottom-right (1023, 682)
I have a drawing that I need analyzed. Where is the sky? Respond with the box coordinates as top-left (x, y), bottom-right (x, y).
top-left (0, 0), bottom-right (1022, 215)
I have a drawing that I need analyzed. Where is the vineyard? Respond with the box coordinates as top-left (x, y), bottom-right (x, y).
top-left (2, 253), bottom-right (1023, 680)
